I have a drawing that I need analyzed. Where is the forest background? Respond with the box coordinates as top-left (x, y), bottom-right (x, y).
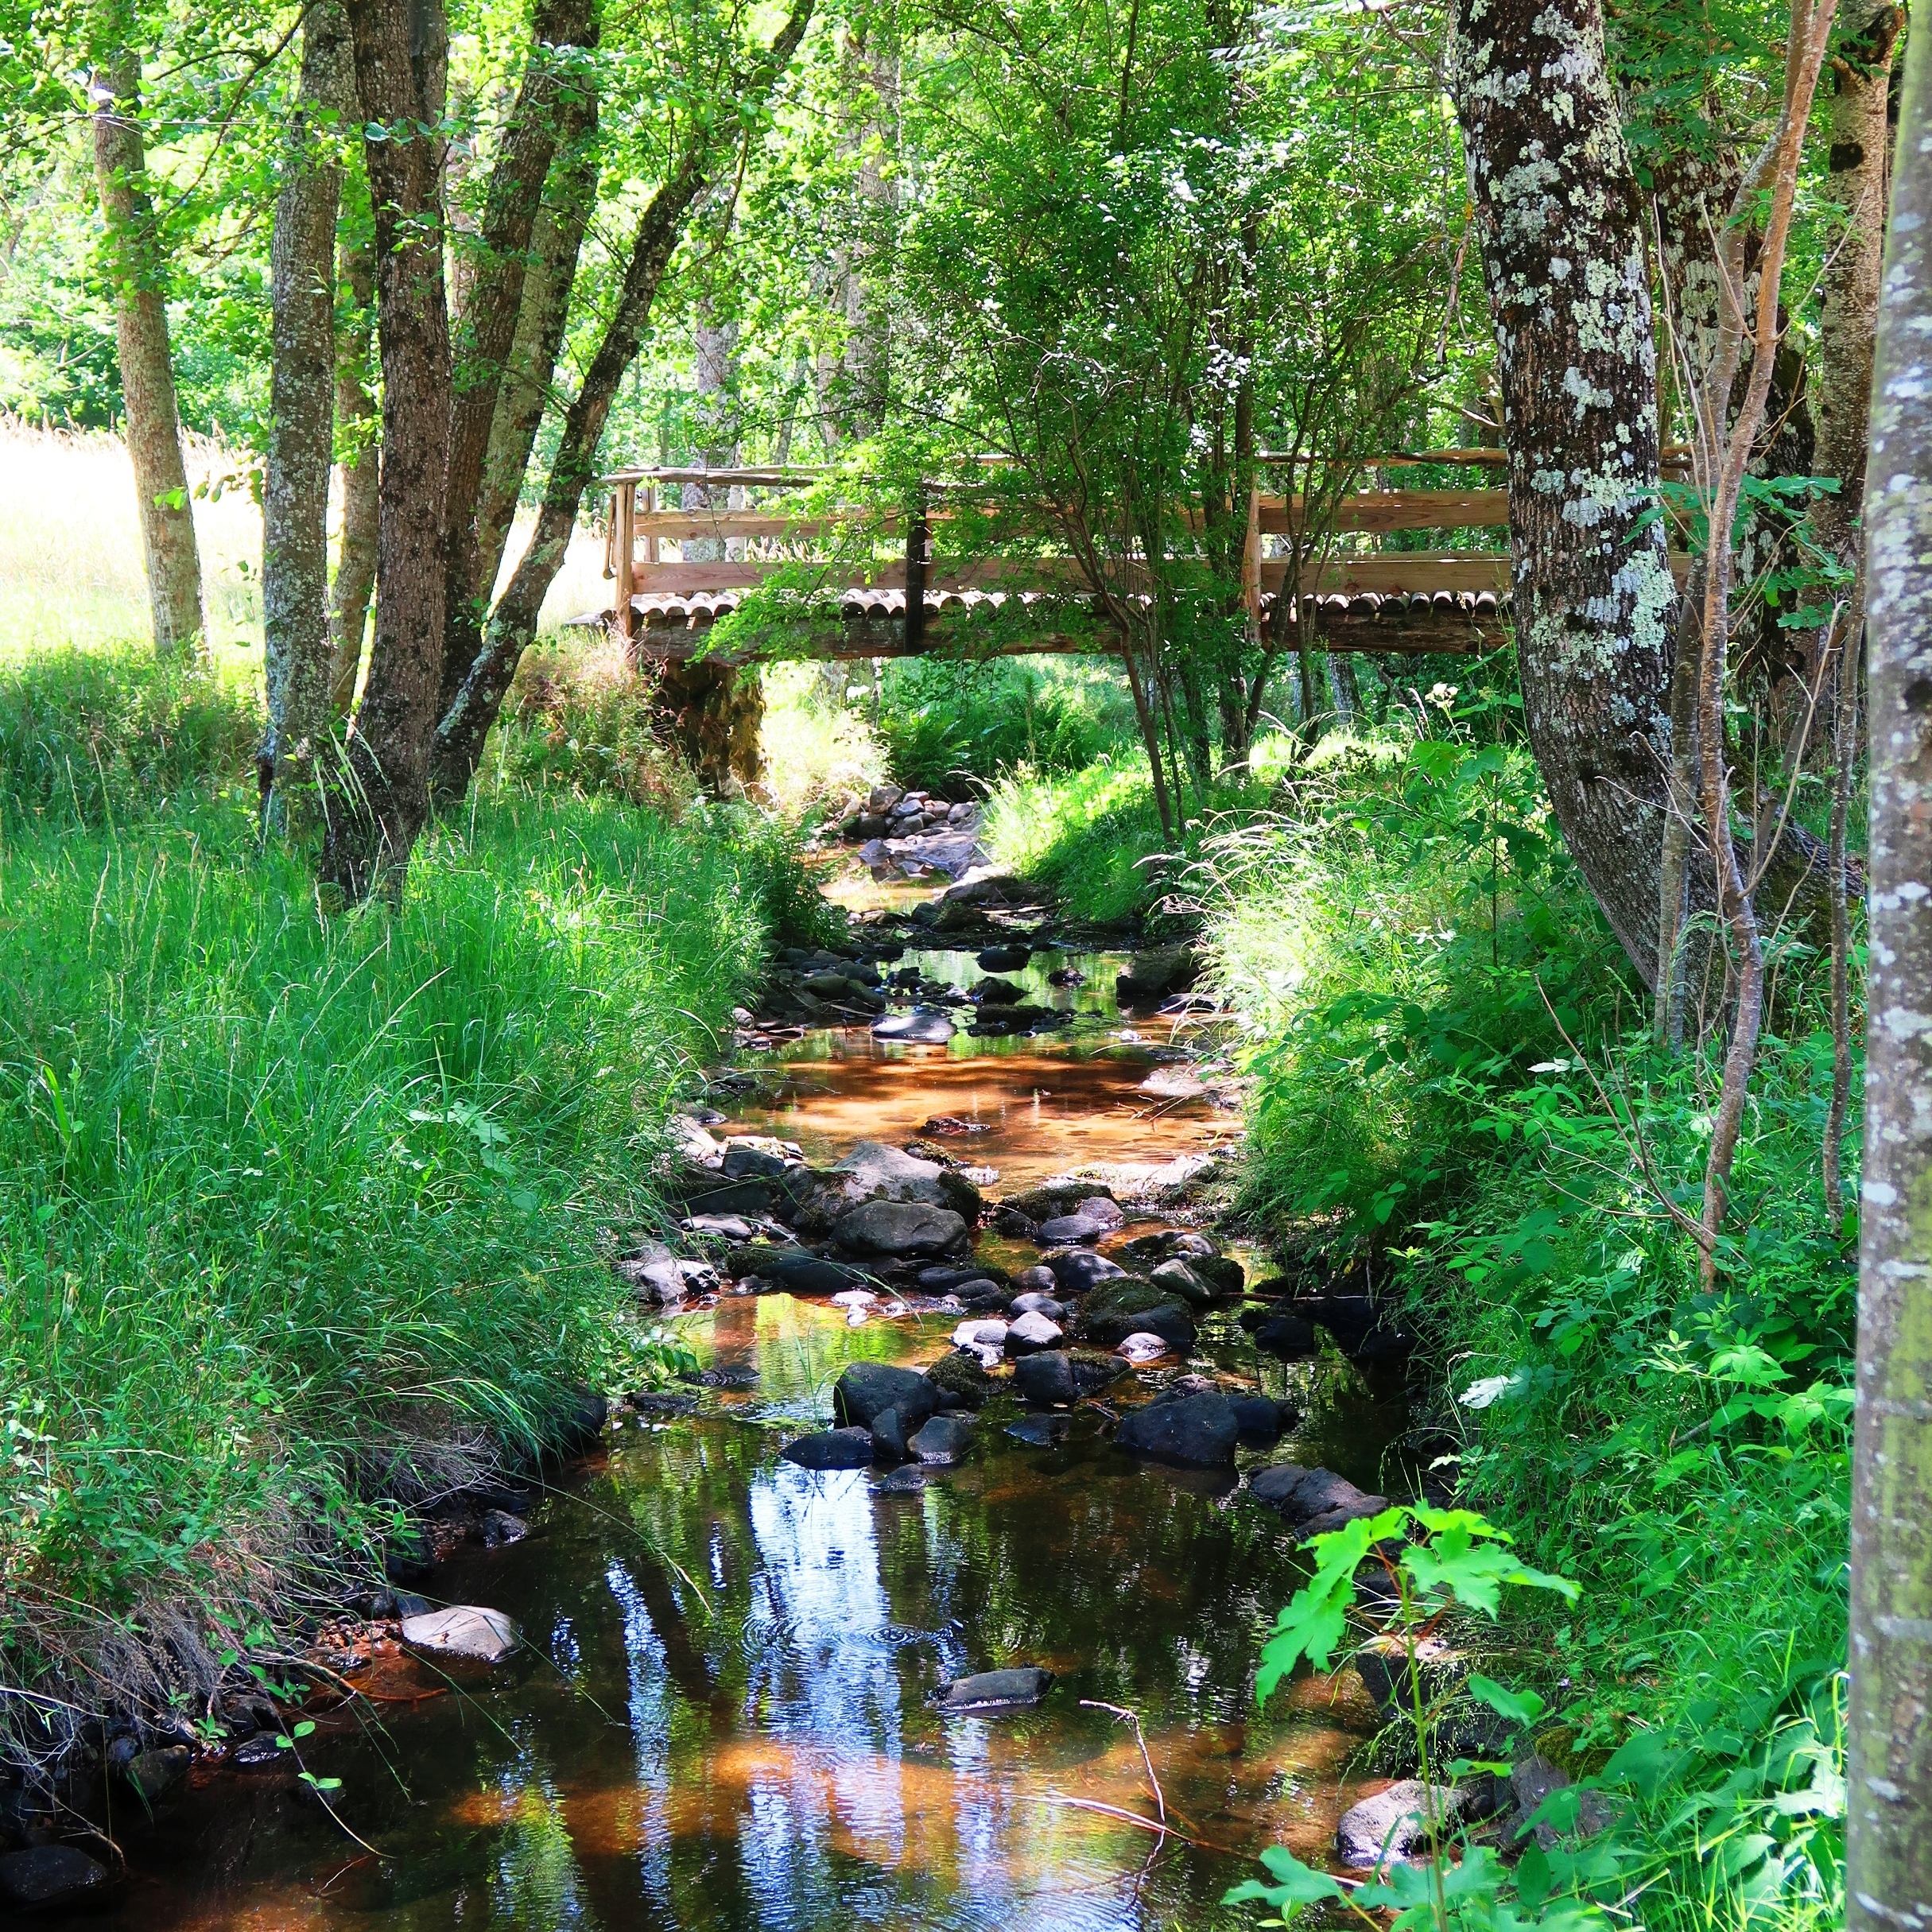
top-left (0, 0), bottom-right (1918, 1923)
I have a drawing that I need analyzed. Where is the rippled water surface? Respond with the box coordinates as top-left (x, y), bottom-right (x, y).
top-left (103, 932), bottom-right (1410, 1930)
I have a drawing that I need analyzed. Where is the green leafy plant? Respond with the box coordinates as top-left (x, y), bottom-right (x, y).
top-left (1231, 1504), bottom-right (1581, 1932)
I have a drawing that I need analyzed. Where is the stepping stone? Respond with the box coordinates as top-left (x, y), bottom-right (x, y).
top-left (871, 1465), bottom-right (929, 1495)
top-left (908, 1414), bottom-right (975, 1465)
top-left (1114, 1391), bottom-right (1239, 1468)
top-left (402, 1605), bottom-right (521, 1664)
top-left (781, 1428), bottom-right (877, 1471)
top-left (1004, 1310), bottom-right (1064, 1352)
top-left (1248, 1464), bottom-right (1390, 1536)
top-left (935, 1666), bottom-right (1055, 1713)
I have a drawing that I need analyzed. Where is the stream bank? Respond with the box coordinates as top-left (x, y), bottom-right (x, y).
top-left (36, 850), bottom-right (1435, 1930)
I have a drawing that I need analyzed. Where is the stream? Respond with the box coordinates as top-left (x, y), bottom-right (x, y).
top-left (95, 888), bottom-right (1416, 1930)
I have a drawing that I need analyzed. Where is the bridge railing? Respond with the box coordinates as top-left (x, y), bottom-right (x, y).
top-left (595, 457), bottom-right (1690, 658)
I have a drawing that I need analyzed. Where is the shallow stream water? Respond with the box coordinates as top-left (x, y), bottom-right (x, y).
top-left (99, 920), bottom-right (1412, 1930)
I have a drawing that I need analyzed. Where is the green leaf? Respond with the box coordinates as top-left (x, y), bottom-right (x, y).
top-left (1468, 1673), bottom-right (1546, 1728)
top-left (1224, 1844), bottom-right (1351, 1909)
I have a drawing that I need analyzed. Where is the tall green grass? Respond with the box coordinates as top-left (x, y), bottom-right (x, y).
top-left (1200, 716), bottom-right (1855, 1932)
top-left (0, 646), bottom-right (791, 1750)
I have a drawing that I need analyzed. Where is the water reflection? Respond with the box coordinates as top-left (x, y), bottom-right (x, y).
top-left (98, 941), bottom-right (1402, 1931)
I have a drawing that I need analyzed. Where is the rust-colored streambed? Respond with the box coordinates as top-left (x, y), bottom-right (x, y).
top-left (98, 915), bottom-right (1412, 1930)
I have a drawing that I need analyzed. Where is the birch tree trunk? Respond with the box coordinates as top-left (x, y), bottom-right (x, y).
top-left (262, 0), bottom-right (351, 828)
top-left (1452, 0), bottom-right (1677, 986)
top-left (328, 222), bottom-right (379, 712)
top-left (1847, 17), bottom-right (1932, 1924)
top-left (322, 0), bottom-right (452, 903)
top-left (88, 6), bottom-right (206, 661)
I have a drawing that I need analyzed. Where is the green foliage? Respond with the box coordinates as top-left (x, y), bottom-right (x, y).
top-left (0, 644), bottom-right (261, 830)
top-left (484, 644), bottom-right (697, 815)
top-left (875, 658), bottom-right (1127, 790)
top-left (1236, 1507), bottom-right (1581, 1932)
top-left (0, 656), bottom-right (775, 1721)
top-left (1207, 721), bottom-right (1627, 1247)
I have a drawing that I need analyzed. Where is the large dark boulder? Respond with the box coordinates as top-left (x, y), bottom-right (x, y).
top-left (1115, 944), bottom-right (1199, 1007)
top-left (1040, 1247), bottom-right (1126, 1294)
top-left (908, 1414), bottom-right (975, 1465)
top-left (834, 1362), bottom-right (941, 1431)
top-left (724, 1246), bottom-right (866, 1294)
top-left (922, 1352), bottom-right (991, 1409)
top-left (976, 944), bottom-right (1031, 972)
top-left (1231, 1394), bottom-right (1294, 1445)
top-left (1114, 1390), bottom-right (1239, 1467)
top-left (781, 1428), bottom-right (877, 1470)
top-left (832, 1200), bottom-right (968, 1258)
top-left (1011, 1348), bottom-right (1124, 1406)
top-left (1249, 1463), bottom-right (1390, 1535)
top-left (0, 1846), bottom-right (114, 1911)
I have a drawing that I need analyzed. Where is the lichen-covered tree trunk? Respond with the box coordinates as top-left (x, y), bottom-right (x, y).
top-left (262, 0), bottom-right (351, 827)
top-left (322, 0), bottom-right (452, 902)
top-left (429, 0), bottom-right (816, 802)
top-left (328, 222), bottom-right (379, 712)
top-left (436, 0), bottom-right (599, 722)
top-left (1813, 0), bottom-right (1902, 572)
top-left (1847, 18), bottom-right (1932, 1925)
top-left (88, 9), bottom-right (206, 660)
top-left (471, 166), bottom-right (596, 599)
top-left (1453, 0), bottom-right (1677, 986)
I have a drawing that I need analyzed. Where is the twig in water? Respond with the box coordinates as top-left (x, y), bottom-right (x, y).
top-left (1080, 1698), bottom-right (1167, 1823)
top-left (1040, 1790), bottom-right (1237, 1853)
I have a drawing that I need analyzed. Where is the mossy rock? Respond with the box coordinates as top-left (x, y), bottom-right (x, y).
top-left (1082, 1275), bottom-right (1174, 1321)
top-left (923, 1351), bottom-right (991, 1409)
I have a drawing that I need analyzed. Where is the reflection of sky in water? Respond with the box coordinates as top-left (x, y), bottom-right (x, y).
top-left (605, 1559), bottom-right (677, 1916)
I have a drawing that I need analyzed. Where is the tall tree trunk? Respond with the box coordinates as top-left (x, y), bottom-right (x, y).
top-left (1847, 17), bottom-right (1932, 1923)
top-left (262, 0), bottom-right (352, 828)
top-left (472, 155), bottom-right (597, 598)
top-left (429, 0), bottom-right (816, 800)
top-left (817, 21), bottom-right (897, 445)
top-left (328, 220), bottom-right (380, 712)
top-left (321, 0), bottom-right (452, 903)
top-left (87, 7), bottom-right (205, 660)
top-left (1453, 0), bottom-right (1677, 987)
top-left (436, 0), bottom-right (599, 721)
top-left (683, 306), bottom-right (740, 561)
top-left (1812, 0), bottom-right (1903, 580)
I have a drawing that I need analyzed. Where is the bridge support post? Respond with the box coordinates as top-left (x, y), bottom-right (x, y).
top-left (613, 479), bottom-right (635, 650)
top-left (658, 660), bottom-right (765, 797)
top-left (905, 487), bottom-right (929, 654)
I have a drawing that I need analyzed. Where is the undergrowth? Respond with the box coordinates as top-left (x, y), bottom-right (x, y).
top-left (0, 646), bottom-right (805, 1768)
top-left (1204, 708), bottom-right (1858, 1932)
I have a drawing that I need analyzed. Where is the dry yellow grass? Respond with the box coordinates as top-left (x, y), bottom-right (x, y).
top-left (0, 414), bottom-right (611, 676)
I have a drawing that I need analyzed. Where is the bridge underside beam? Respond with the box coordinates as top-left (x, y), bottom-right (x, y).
top-left (619, 597), bottom-right (1507, 665)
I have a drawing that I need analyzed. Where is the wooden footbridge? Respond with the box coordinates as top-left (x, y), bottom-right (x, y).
top-left (595, 456), bottom-right (1524, 664)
